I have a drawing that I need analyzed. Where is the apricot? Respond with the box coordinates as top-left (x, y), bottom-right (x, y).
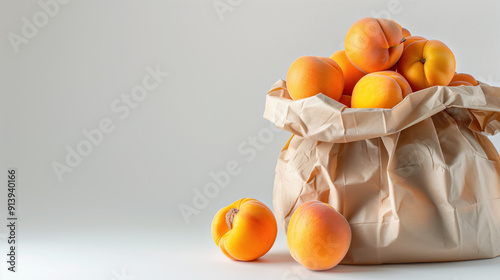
top-left (286, 56), bottom-right (344, 101)
top-left (378, 71), bottom-right (413, 97)
top-left (287, 201), bottom-right (351, 271)
top-left (389, 19), bottom-right (411, 37)
top-left (403, 35), bottom-right (426, 49)
top-left (345, 17), bottom-right (404, 73)
top-left (339, 95), bottom-right (351, 107)
top-left (282, 134), bottom-right (295, 152)
top-left (351, 71), bottom-right (412, 109)
top-left (449, 73), bottom-right (479, 86)
top-left (402, 27), bottom-right (411, 38)
top-left (212, 198), bottom-right (277, 261)
top-left (448, 81), bottom-right (474, 86)
top-left (330, 50), bottom-right (366, 95)
top-left (397, 39), bottom-right (456, 91)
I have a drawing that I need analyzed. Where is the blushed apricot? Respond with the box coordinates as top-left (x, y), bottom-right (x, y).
top-left (389, 19), bottom-right (411, 37)
top-left (287, 201), bottom-right (351, 271)
top-left (345, 17), bottom-right (404, 73)
top-left (402, 27), bottom-right (411, 37)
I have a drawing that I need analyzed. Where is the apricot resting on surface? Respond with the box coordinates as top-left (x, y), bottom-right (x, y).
top-left (286, 56), bottom-right (344, 101)
top-left (287, 200), bottom-right (351, 271)
top-left (351, 71), bottom-right (412, 109)
top-left (448, 73), bottom-right (479, 86)
top-left (212, 198), bottom-right (277, 261)
top-left (345, 17), bottom-right (404, 73)
top-left (397, 39), bottom-right (456, 91)
top-left (330, 49), bottom-right (366, 95)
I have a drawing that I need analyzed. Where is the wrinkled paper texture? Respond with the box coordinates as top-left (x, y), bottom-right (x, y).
top-left (265, 80), bottom-right (500, 264)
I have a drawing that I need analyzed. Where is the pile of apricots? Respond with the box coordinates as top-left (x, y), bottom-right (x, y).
top-left (287, 17), bottom-right (479, 108)
top-left (211, 17), bottom-right (480, 271)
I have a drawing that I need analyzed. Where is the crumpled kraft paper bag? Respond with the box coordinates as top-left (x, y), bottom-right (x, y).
top-left (264, 80), bottom-right (500, 264)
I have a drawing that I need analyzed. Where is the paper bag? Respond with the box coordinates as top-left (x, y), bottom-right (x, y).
top-left (264, 80), bottom-right (500, 264)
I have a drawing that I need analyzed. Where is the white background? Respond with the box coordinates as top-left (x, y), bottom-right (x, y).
top-left (1, 0), bottom-right (500, 279)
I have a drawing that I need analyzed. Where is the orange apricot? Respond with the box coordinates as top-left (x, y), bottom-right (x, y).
top-left (286, 56), bottom-right (344, 101)
top-left (212, 198), bottom-right (277, 261)
top-left (330, 50), bottom-right (366, 95)
top-left (345, 17), bottom-right (404, 73)
top-left (397, 39), bottom-right (456, 91)
top-left (376, 71), bottom-right (413, 98)
top-left (402, 27), bottom-right (411, 37)
top-left (389, 20), bottom-right (411, 37)
top-left (449, 73), bottom-right (479, 86)
top-left (339, 95), bottom-right (352, 107)
top-left (449, 81), bottom-right (474, 86)
top-left (287, 201), bottom-right (351, 271)
top-left (403, 35), bottom-right (426, 49)
top-left (389, 19), bottom-right (402, 31)
top-left (282, 134), bottom-right (295, 152)
top-left (351, 71), bottom-right (411, 109)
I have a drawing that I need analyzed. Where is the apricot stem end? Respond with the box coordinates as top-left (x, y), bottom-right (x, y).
top-left (226, 208), bottom-right (239, 230)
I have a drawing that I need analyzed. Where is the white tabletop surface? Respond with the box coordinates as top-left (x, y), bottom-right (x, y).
top-left (2, 229), bottom-right (500, 280)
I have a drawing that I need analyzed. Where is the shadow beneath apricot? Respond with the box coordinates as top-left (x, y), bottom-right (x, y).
top-left (253, 251), bottom-right (296, 264)
top-left (322, 257), bottom-right (500, 274)
top-left (322, 263), bottom-right (384, 274)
